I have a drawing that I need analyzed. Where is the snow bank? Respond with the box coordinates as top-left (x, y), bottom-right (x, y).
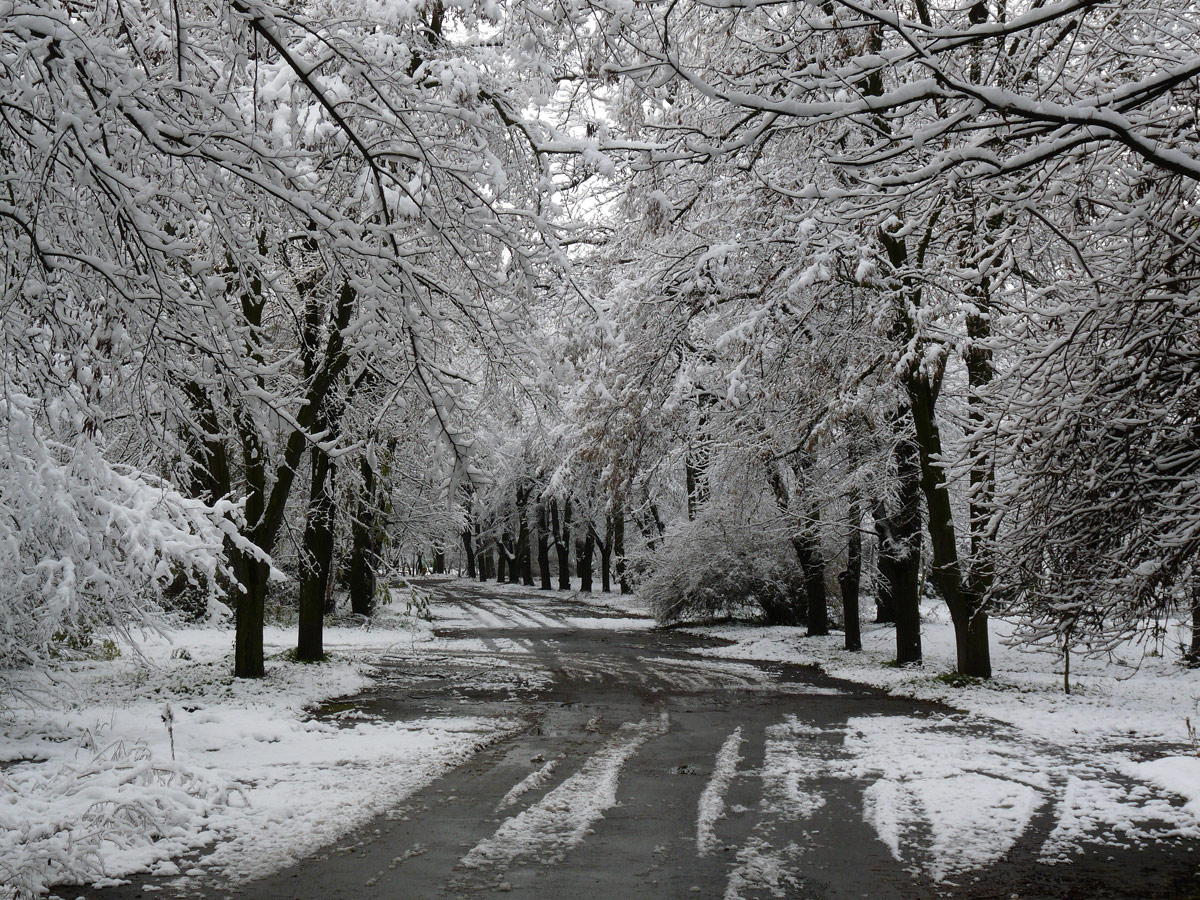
top-left (0, 620), bottom-right (515, 898)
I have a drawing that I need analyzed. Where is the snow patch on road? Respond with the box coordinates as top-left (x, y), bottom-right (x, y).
top-left (497, 758), bottom-right (559, 810)
top-left (762, 718), bottom-right (828, 819)
top-left (723, 836), bottom-right (801, 900)
top-left (845, 715), bottom-right (1046, 881)
top-left (461, 712), bottom-right (670, 869)
top-left (697, 727), bottom-right (744, 855)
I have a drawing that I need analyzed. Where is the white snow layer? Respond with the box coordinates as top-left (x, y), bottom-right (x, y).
top-left (0, 621), bottom-right (516, 897)
top-left (697, 727), bottom-right (744, 854)
top-left (461, 712), bottom-right (669, 870)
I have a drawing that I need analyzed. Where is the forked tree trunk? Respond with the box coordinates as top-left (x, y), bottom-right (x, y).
top-left (537, 502), bottom-right (553, 590)
top-left (517, 494), bottom-right (534, 586)
top-left (614, 509), bottom-right (628, 593)
top-left (554, 499), bottom-right (572, 590)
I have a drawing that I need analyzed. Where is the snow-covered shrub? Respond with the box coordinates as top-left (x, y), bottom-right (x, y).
top-left (0, 395), bottom-right (233, 668)
top-left (635, 508), bottom-right (804, 624)
top-left (0, 739), bottom-right (236, 899)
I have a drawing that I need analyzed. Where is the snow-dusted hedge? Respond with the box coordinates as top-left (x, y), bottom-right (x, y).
top-left (0, 396), bottom-right (232, 668)
top-left (636, 509), bottom-right (804, 624)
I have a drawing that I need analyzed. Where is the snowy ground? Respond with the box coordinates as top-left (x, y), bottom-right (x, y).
top-left (0, 596), bottom-right (517, 900)
top-left (8, 582), bottom-right (1200, 899)
top-left (676, 599), bottom-right (1200, 885)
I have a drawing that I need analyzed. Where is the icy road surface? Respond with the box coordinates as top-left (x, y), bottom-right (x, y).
top-left (77, 581), bottom-right (1200, 900)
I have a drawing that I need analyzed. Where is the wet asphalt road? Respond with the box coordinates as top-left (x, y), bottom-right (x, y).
top-left (71, 580), bottom-right (1200, 900)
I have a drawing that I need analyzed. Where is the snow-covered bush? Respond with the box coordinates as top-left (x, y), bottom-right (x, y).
top-left (635, 508), bottom-right (804, 625)
top-left (0, 738), bottom-right (235, 899)
top-left (0, 395), bottom-right (232, 668)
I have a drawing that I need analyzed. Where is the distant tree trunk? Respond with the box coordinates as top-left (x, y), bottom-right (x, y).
top-left (614, 509), bottom-right (628, 593)
top-left (517, 492), bottom-right (534, 587)
top-left (874, 420), bottom-right (923, 665)
top-left (840, 491), bottom-right (863, 652)
top-left (462, 527), bottom-right (477, 580)
top-left (297, 430), bottom-right (337, 662)
top-left (537, 502), bottom-right (553, 590)
top-left (348, 456), bottom-right (379, 617)
top-left (595, 518), bottom-right (613, 593)
top-left (872, 519), bottom-right (898, 625)
top-left (433, 547), bottom-right (446, 575)
top-left (554, 499), bottom-right (572, 590)
top-left (766, 467), bottom-right (808, 627)
top-left (797, 508), bottom-right (829, 637)
top-left (1189, 580), bottom-right (1200, 666)
top-left (577, 529), bottom-right (594, 593)
top-left (496, 542), bottom-right (507, 582)
top-left (478, 540), bottom-right (492, 583)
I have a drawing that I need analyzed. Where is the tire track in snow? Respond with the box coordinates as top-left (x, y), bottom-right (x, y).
top-left (698, 727), bottom-right (744, 855)
top-left (459, 712), bottom-right (670, 870)
top-left (496, 757), bottom-right (559, 811)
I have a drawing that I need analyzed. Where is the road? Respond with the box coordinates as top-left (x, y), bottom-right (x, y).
top-left (81, 580), bottom-right (1199, 900)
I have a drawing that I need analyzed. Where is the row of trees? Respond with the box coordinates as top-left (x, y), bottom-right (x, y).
top-left (3, 0), bottom-right (1197, 680)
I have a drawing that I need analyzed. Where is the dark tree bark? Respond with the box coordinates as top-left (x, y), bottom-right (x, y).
top-left (496, 540), bottom-right (508, 582)
top-left (840, 491), bottom-right (863, 652)
top-left (577, 528), bottom-right (595, 592)
top-left (797, 509), bottom-right (829, 637)
top-left (536, 501), bottom-right (553, 590)
top-left (1189, 580), bottom-right (1200, 666)
top-left (232, 280), bottom-right (357, 677)
top-left (873, 421), bottom-right (924, 665)
top-left (553, 499), bottom-right (572, 590)
top-left (765, 467), bottom-right (808, 627)
top-left (348, 456), bottom-right (378, 617)
top-left (882, 222), bottom-right (992, 678)
top-left (462, 528), bottom-right (477, 579)
top-left (614, 509), bottom-right (628, 593)
top-left (594, 518), bottom-right (613, 593)
top-left (478, 541), bottom-right (492, 583)
top-left (297, 442), bottom-right (336, 661)
top-left (516, 491), bottom-right (534, 586)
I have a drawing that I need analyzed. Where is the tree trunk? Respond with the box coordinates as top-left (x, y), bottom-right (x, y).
top-left (554, 499), bottom-right (572, 590)
top-left (496, 541), bottom-right (508, 582)
top-left (577, 529), bottom-right (594, 593)
top-left (462, 528), bottom-right (477, 580)
top-left (478, 541), bottom-right (492, 583)
top-left (893, 422), bottom-right (924, 665)
top-left (614, 509), bottom-right (628, 593)
top-left (347, 454), bottom-right (379, 617)
top-left (597, 518), bottom-right (612, 593)
top-left (297, 441), bottom-right (336, 661)
top-left (232, 549), bottom-right (268, 678)
top-left (517, 494), bottom-right (534, 586)
top-left (537, 502), bottom-right (552, 590)
top-left (766, 467), bottom-right (808, 626)
top-left (840, 491), bottom-right (863, 652)
top-left (796, 515), bottom-right (828, 637)
top-left (907, 375), bottom-right (991, 677)
top-left (1189, 580), bottom-right (1200, 666)
top-left (433, 547), bottom-right (446, 575)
